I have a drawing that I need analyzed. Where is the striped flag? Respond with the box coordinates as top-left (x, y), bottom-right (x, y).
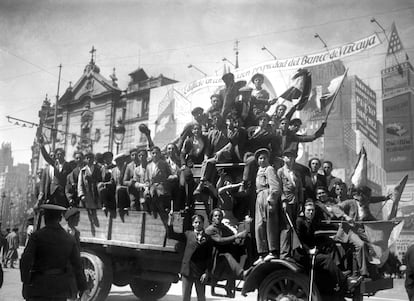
top-left (318, 69), bottom-right (347, 117)
top-left (363, 221), bottom-right (396, 266)
top-left (350, 146), bottom-right (367, 189)
top-left (388, 174), bottom-right (409, 220)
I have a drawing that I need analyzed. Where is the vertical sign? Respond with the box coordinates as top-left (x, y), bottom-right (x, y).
top-left (383, 92), bottom-right (413, 171)
top-left (355, 77), bottom-right (378, 145)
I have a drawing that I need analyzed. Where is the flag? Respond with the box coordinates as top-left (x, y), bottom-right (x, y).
top-left (388, 220), bottom-right (404, 247)
top-left (363, 221), bottom-right (395, 266)
top-left (318, 69), bottom-right (347, 112)
top-left (387, 22), bottom-right (404, 56)
top-left (154, 88), bottom-right (176, 146)
top-left (279, 68), bottom-right (312, 110)
top-left (388, 174), bottom-right (408, 220)
top-left (350, 146), bottom-right (367, 189)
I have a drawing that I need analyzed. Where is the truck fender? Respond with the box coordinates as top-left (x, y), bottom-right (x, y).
top-left (241, 259), bottom-right (302, 296)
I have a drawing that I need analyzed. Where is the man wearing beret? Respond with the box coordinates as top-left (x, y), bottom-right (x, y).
top-left (20, 204), bottom-right (87, 300)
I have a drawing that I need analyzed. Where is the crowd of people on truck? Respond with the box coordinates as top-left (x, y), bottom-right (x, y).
top-left (30, 71), bottom-right (397, 300)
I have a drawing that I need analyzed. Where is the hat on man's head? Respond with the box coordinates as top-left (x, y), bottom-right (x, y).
top-left (102, 151), bottom-right (113, 160)
top-left (282, 149), bottom-right (297, 158)
top-left (191, 107), bottom-right (204, 117)
top-left (222, 72), bottom-right (235, 82)
top-left (64, 207), bottom-right (80, 220)
top-left (129, 148), bottom-right (138, 155)
top-left (251, 73), bottom-right (264, 82)
top-left (113, 153), bottom-right (128, 164)
top-left (40, 204), bottom-right (67, 211)
top-left (254, 148), bottom-right (270, 160)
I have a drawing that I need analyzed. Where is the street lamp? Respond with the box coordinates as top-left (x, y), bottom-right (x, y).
top-left (113, 119), bottom-right (126, 154)
top-left (261, 46), bottom-right (277, 60)
top-left (222, 57), bottom-right (235, 68)
top-left (187, 64), bottom-right (207, 77)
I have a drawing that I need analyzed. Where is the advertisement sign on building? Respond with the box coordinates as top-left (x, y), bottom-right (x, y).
top-left (355, 76), bottom-right (378, 145)
top-left (383, 92), bottom-right (414, 171)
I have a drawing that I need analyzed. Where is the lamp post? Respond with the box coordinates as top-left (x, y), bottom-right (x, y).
top-left (0, 191), bottom-right (5, 231)
top-left (222, 57), bottom-right (235, 68)
top-left (261, 46), bottom-right (277, 60)
top-left (113, 119), bottom-right (126, 154)
top-left (187, 64), bottom-right (207, 77)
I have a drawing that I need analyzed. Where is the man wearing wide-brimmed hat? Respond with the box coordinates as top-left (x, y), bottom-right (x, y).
top-left (20, 204), bottom-right (87, 300)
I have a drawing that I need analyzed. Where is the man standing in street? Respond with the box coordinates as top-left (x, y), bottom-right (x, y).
top-left (5, 227), bottom-right (19, 268)
top-left (20, 204), bottom-right (87, 301)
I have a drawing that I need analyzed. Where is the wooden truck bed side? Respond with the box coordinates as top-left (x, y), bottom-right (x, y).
top-left (77, 208), bottom-right (184, 252)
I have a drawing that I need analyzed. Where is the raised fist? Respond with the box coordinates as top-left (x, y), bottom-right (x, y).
top-left (139, 124), bottom-right (151, 136)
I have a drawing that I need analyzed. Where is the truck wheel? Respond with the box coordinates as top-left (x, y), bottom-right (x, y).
top-left (81, 250), bottom-right (113, 301)
top-left (258, 270), bottom-right (321, 301)
top-left (130, 278), bottom-right (171, 300)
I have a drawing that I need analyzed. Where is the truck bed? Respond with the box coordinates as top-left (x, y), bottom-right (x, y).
top-left (77, 208), bottom-right (184, 252)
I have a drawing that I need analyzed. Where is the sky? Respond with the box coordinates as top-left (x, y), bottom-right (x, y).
top-left (0, 0), bottom-right (413, 165)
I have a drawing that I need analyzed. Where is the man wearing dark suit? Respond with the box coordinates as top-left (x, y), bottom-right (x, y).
top-left (168, 213), bottom-right (213, 301)
top-left (303, 158), bottom-right (327, 200)
top-left (20, 204), bottom-right (87, 300)
top-left (65, 151), bottom-right (84, 207)
top-left (294, 200), bottom-right (345, 295)
top-left (38, 136), bottom-right (73, 208)
top-left (123, 148), bottom-right (139, 209)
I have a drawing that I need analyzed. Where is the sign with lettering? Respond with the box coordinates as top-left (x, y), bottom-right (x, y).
top-left (181, 33), bottom-right (381, 96)
top-left (355, 76), bottom-right (378, 145)
top-left (383, 92), bottom-right (414, 171)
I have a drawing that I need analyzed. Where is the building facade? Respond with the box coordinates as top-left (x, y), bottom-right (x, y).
top-left (299, 62), bottom-right (386, 194)
top-left (0, 143), bottom-right (30, 230)
top-left (31, 52), bottom-right (176, 176)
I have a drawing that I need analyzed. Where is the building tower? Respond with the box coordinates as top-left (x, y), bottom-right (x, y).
top-left (381, 22), bottom-right (414, 197)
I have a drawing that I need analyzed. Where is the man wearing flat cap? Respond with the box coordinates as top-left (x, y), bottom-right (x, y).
top-left (20, 204), bottom-right (87, 300)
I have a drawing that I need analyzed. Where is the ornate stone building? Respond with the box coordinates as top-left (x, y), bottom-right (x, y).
top-left (31, 49), bottom-right (176, 175)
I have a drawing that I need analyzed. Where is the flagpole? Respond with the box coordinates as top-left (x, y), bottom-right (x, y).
top-left (324, 68), bottom-right (348, 123)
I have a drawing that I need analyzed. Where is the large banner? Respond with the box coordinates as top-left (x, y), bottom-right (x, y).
top-left (182, 33), bottom-right (381, 96)
top-left (149, 33), bottom-right (382, 146)
top-left (383, 92), bottom-right (414, 171)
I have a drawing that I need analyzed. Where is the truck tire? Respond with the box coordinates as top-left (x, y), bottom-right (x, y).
top-left (258, 270), bottom-right (321, 301)
top-left (129, 278), bottom-right (171, 300)
top-left (81, 250), bottom-right (113, 301)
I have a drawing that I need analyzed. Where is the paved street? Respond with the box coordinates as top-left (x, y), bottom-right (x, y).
top-left (0, 263), bottom-right (408, 301)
